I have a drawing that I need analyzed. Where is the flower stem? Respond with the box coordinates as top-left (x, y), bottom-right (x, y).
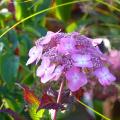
top-left (53, 80), bottom-right (64, 120)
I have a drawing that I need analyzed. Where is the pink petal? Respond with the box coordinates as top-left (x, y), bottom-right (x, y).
top-left (26, 57), bottom-right (37, 66)
top-left (36, 65), bottom-right (45, 77)
top-left (72, 54), bottom-right (93, 68)
top-left (53, 65), bottom-right (64, 81)
top-left (44, 64), bottom-right (56, 75)
top-left (35, 46), bottom-right (43, 64)
top-left (65, 67), bottom-right (87, 91)
top-left (26, 46), bottom-right (43, 65)
top-left (41, 57), bottom-right (50, 69)
top-left (36, 57), bottom-right (50, 77)
top-left (94, 67), bottom-right (116, 86)
top-left (99, 73), bottom-right (116, 86)
top-left (92, 38), bottom-right (103, 46)
top-left (41, 73), bottom-right (55, 83)
top-left (57, 37), bottom-right (75, 53)
top-left (28, 46), bottom-right (37, 57)
top-left (94, 67), bottom-right (109, 78)
top-left (40, 31), bottom-right (60, 45)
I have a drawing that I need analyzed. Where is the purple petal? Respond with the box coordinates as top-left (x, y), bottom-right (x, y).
top-left (92, 38), bottom-right (103, 46)
top-left (28, 46), bottom-right (37, 57)
top-left (36, 65), bottom-right (45, 77)
top-left (41, 31), bottom-right (60, 45)
top-left (26, 57), bottom-right (36, 66)
top-left (26, 46), bottom-right (43, 65)
top-left (65, 67), bottom-right (87, 91)
top-left (36, 46), bottom-right (43, 64)
top-left (72, 54), bottom-right (93, 68)
top-left (53, 65), bottom-right (64, 81)
top-left (36, 57), bottom-right (50, 77)
top-left (44, 64), bottom-right (56, 75)
top-left (40, 57), bottom-right (51, 69)
top-left (41, 65), bottom-right (63, 83)
top-left (57, 37), bottom-right (75, 53)
top-left (41, 73), bottom-right (55, 83)
top-left (94, 67), bottom-right (116, 86)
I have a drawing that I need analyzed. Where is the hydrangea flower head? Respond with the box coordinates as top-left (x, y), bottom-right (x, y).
top-left (26, 31), bottom-right (116, 92)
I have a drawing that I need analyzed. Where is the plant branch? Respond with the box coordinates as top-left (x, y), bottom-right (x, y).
top-left (53, 80), bottom-right (64, 120)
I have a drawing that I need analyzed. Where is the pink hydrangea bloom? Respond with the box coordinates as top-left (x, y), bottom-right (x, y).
top-left (26, 31), bottom-right (116, 91)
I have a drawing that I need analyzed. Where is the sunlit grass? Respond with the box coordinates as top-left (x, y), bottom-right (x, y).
top-left (76, 99), bottom-right (111, 120)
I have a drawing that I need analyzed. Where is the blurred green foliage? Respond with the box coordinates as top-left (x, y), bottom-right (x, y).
top-left (0, 0), bottom-right (120, 120)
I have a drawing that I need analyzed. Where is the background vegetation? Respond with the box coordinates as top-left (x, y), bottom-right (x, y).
top-left (0, 0), bottom-right (120, 120)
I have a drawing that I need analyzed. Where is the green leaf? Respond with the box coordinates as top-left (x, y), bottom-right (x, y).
top-left (14, 0), bottom-right (33, 21)
top-left (7, 30), bottom-right (19, 49)
top-left (24, 26), bottom-right (41, 37)
top-left (19, 34), bottom-right (32, 57)
top-left (93, 99), bottom-right (103, 120)
top-left (66, 22), bottom-right (77, 32)
top-left (33, 0), bottom-right (51, 27)
top-left (0, 53), bottom-right (19, 83)
top-left (66, 18), bottom-right (91, 33)
top-left (29, 104), bottom-right (45, 120)
top-left (21, 72), bottom-right (34, 85)
top-left (56, 0), bottom-right (73, 22)
top-left (2, 98), bottom-right (22, 112)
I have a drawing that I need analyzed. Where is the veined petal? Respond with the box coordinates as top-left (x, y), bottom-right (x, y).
top-left (44, 64), bottom-right (56, 75)
top-left (72, 54), bottom-right (93, 68)
top-left (26, 57), bottom-right (36, 66)
top-left (53, 65), bottom-right (64, 81)
top-left (36, 57), bottom-right (50, 77)
top-left (65, 67), bottom-right (87, 92)
top-left (94, 67), bottom-right (109, 78)
top-left (36, 65), bottom-right (45, 77)
top-left (57, 37), bottom-right (75, 53)
top-left (40, 31), bottom-right (60, 45)
top-left (94, 67), bottom-right (116, 86)
top-left (26, 46), bottom-right (43, 65)
top-left (41, 73), bottom-right (55, 83)
top-left (36, 46), bottom-right (43, 64)
top-left (41, 57), bottom-right (50, 69)
top-left (28, 46), bottom-right (37, 57)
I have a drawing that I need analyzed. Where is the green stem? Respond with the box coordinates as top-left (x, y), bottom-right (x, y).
top-left (76, 98), bottom-right (111, 120)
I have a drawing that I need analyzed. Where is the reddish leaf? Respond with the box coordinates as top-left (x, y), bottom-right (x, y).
top-left (38, 103), bottom-right (64, 111)
top-left (20, 85), bottom-right (64, 110)
top-left (72, 88), bottom-right (84, 100)
top-left (41, 93), bottom-right (55, 105)
top-left (38, 93), bottom-right (64, 110)
top-left (22, 85), bottom-right (40, 106)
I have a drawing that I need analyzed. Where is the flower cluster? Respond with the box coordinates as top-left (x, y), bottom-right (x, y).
top-left (26, 31), bottom-right (116, 92)
top-left (107, 50), bottom-right (120, 70)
